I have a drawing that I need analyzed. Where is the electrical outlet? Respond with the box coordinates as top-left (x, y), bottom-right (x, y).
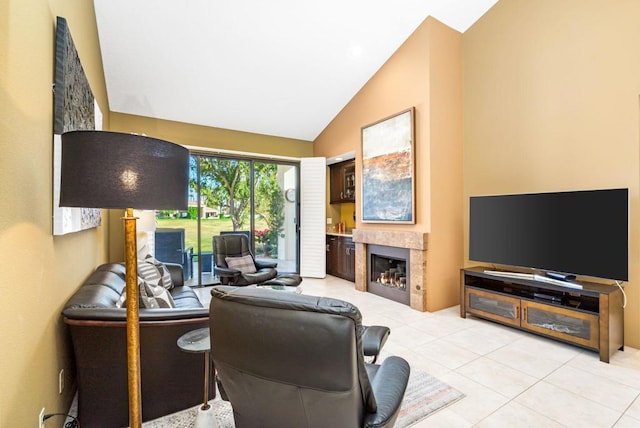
top-left (58, 369), bottom-right (64, 394)
top-left (38, 408), bottom-right (45, 428)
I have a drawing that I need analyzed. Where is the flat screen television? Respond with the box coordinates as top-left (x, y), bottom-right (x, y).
top-left (469, 188), bottom-right (628, 282)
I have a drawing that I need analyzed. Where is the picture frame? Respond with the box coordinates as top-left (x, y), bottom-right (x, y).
top-left (361, 107), bottom-right (415, 224)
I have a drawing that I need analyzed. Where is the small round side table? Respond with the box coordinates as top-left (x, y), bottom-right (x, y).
top-left (177, 327), bottom-right (217, 428)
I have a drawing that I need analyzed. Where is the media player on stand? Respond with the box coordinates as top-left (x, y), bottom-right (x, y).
top-left (546, 271), bottom-right (576, 281)
top-left (532, 274), bottom-right (582, 290)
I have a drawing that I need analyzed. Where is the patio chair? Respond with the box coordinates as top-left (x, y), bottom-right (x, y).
top-left (155, 228), bottom-right (193, 279)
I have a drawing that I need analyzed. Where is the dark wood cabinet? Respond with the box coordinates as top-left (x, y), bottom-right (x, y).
top-left (342, 239), bottom-right (355, 282)
top-left (326, 235), bottom-right (355, 282)
top-left (329, 160), bottom-right (355, 204)
top-left (326, 236), bottom-right (340, 277)
top-left (460, 267), bottom-right (624, 363)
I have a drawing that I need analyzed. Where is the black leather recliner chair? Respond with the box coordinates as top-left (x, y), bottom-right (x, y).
top-left (209, 286), bottom-right (410, 428)
top-left (213, 233), bottom-right (278, 285)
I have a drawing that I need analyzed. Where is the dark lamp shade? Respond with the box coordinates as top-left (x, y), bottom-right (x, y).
top-left (60, 130), bottom-right (189, 210)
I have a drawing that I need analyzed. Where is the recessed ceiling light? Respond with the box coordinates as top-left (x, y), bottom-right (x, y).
top-left (350, 45), bottom-right (363, 58)
top-left (335, 157), bottom-right (343, 161)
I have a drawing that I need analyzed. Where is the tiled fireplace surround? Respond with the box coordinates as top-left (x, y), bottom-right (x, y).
top-left (352, 229), bottom-right (428, 311)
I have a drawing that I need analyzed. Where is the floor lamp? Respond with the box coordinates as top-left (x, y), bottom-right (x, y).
top-left (59, 130), bottom-right (189, 428)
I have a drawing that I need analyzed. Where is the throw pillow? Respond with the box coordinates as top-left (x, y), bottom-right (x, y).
top-left (139, 277), bottom-right (176, 308)
top-left (225, 255), bottom-right (257, 273)
top-left (138, 254), bottom-right (174, 290)
top-left (115, 287), bottom-right (127, 308)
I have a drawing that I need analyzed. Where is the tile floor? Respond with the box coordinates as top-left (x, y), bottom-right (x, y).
top-left (300, 275), bottom-right (640, 428)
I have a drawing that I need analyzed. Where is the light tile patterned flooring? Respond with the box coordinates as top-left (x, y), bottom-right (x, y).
top-left (300, 275), bottom-right (640, 428)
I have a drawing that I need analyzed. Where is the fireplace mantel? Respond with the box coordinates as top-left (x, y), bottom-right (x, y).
top-left (352, 229), bottom-right (428, 311)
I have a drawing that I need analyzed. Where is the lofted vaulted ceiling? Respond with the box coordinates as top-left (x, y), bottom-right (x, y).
top-left (93, 0), bottom-right (498, 141)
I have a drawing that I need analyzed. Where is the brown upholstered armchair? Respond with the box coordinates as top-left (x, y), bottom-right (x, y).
top-left (213, 233), bottom-right (278, 285)
top-left (209, 286), bottom-right (410, 428)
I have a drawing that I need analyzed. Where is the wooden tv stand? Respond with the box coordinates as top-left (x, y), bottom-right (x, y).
top-left (460, 267), bottom-right (624, 363)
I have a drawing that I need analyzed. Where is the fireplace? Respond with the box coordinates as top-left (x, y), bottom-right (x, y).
top-left (353, 229), bottom-right (427, 311)
top-left (367, 244), bottom-right (410, 305)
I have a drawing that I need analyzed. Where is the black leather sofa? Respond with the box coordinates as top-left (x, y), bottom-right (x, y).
top-left (62, 263), bottom-right (212, 428)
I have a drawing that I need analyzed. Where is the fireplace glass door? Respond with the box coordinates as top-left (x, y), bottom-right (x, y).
top-left (371, 254), bottom-right (407, 291)
top-left (367, 244), bottom-right (411, 305)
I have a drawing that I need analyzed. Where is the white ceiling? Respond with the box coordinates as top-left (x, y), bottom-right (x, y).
top-left (93, 0), bottom-right (498, 142)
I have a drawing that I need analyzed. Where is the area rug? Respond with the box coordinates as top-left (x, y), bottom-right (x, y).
top-left (395, 368), bottom-right (464, 427)
top-left (141, 366), bottom-right (464, 428)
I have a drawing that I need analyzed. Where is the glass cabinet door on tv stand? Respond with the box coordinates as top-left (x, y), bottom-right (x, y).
top-left (521, 301), bottom-right (599, 349)
top-left (465, 288), bottom-right (521, 328)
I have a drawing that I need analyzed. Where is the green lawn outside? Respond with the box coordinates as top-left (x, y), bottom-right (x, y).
top-left (156, 217), bottom-right (268, 254)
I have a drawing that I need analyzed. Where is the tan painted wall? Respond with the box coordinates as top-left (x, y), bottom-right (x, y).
top-left (314, 17), bottom-right (463, 311)
top-left (463, 0), bottom-right (640, 346)
top-left (0, 0), bottom-right (109, 425)
top-left (424, 21), bottom-right (464, 311)
top-left (110, 112), bottom-right (313, 158)
top-left (315, 19), bottom-right (431, 232)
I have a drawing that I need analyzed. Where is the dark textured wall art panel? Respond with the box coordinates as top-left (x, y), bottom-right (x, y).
top-left (54, 16), bottom-right (94, 135)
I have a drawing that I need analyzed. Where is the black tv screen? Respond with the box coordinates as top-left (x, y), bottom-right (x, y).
top-left (469, 188), bottom-right (628, 281)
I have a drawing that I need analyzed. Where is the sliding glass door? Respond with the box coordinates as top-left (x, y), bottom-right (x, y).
top-left (175, 153), bottom-right (299, 285)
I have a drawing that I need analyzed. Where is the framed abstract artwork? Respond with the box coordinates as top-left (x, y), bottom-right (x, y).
top-left (52, 16), bottom-right (102, 235)
top-left (361, 108), bottom-right (415, 224)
